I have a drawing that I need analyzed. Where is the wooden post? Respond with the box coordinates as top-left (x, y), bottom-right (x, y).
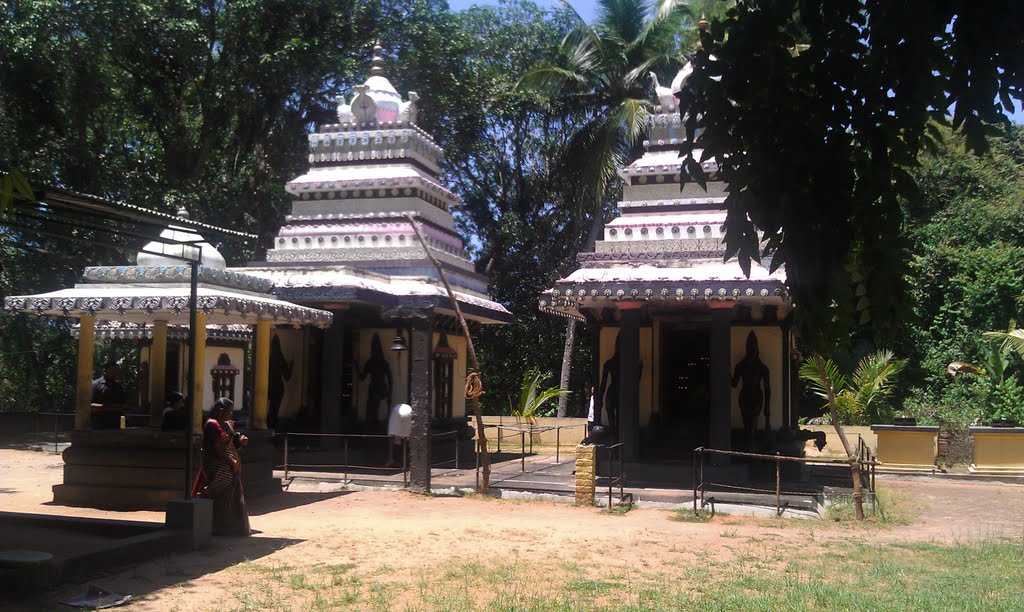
top-left (408, 316), bottom-right (433, 493)
top-left (252, 318), bottom-right (271, 430)
top-left (190, 311), bottom-right (207, 433)
top-left (403, 214), bottom-right (492, 492)
top-left (75, 314), bottom-right (96, 430)
top-left (149, 320), bottom-right (168, 426)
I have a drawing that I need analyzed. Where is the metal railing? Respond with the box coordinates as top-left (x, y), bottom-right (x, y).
top-left (277, 430), bottom-right (465, 486)
top-left (597, 442), bottom-right (628, 508)
top-left (484, 422), bottom-right (588, 464)
top-left (429, 430), bottom-right (462, 471)
top-left (692, 445), bottom-right (877, 517)
top-left (279, 432), bottom-right (409, 487)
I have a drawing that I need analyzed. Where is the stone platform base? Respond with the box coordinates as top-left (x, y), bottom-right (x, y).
top-left (53, 429), bottom-right (280, 510)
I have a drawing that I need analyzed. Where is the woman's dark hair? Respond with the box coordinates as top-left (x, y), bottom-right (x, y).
top-left (212, 397), bottom-right (234, 414)
top-left (167, 391), bottom-right (185, 406)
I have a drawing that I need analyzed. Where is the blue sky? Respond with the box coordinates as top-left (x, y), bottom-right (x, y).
top-left (447, 0), bottom-right (1024, 124)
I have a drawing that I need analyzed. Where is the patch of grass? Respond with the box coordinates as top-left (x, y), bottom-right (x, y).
top-left (824, 484), bottom-right (915, 526)
top-left (669, 508), bottom-right (713, 523)
top-left (606, 502), bottom-right (634, 515)
top-left (565, 577), bottom-right (619, 597)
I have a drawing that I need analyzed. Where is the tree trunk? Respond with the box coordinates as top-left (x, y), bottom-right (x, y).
top-left (405, 215), bottom-right (491, 492)
top-left (555, 211), bottom-right (604, 420)
top-left (556, 319), bottom-right (576, 417)
top-left (829, 409), bottom-right (865, 520)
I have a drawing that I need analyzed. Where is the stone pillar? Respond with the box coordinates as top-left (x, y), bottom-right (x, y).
top-left (709, 304), bottom-right (733, 453)
top-left (75, 314), bottom-right (96, 430)
top-left (190, 311), bottom-right (207, 434)
top-left (319, 316), bottom-right (344, 434)
top-left (251, 318), bottom-right (271, 430)
top-left (149, 320), bottom-right (168, 426)
top-left (575, 443), bottom-right (596, 505)
top-left (618, 307), bottom-right (641, 461)
top-left (408, 315), bottom-right (433, 493)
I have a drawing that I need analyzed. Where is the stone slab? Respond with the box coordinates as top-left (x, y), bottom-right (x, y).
top-left (165, 498), bottom-right (213, 550)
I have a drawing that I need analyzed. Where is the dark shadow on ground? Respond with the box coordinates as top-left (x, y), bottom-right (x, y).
top-left (247, 491), bottom-right (350, 516)
top-left (2, 534), bottom-right (303, 611)
top-left (0, 431), bottom-right (70, 451)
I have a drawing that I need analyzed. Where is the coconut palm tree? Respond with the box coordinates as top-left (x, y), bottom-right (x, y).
top-left (799, 350), bottom-right (905, 520)
top-left (519, 0), bottom-right (696, 416)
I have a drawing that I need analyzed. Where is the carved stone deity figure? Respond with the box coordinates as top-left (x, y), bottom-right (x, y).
top-left (360, 333), bottom-right (393, 423)
top-left (732, 331), bottom-right (771, 449)
top-left (268, 334), bottom-right (293, 429)
top-left (596, 332), bottom-right (643, 437)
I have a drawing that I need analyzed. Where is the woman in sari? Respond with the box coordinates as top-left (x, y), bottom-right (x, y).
top-left (200, 397), bottom-right (251, 536)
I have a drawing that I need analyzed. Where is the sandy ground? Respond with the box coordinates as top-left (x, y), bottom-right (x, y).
top-left (2, 448), bottom-right (1024, 610)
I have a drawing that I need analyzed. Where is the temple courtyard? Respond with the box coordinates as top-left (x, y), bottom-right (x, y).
top-left (2, 446), bottom-right (1023, 611)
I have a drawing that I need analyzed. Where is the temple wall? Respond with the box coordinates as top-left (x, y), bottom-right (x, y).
top-left (597, 326), bottom-right (654, 427)
top-left (352, 327), bottom-right (467, 421)
top-left (438, 331), bottom-right (467, 418)
top-left (141, 343), bottom-right (245, 411)
top-left (354, 328), bottom-right (410, 421)
top-left (622, 180), bottom-right (729, 203)
top-left (290, 196), bottom-right (453, 229)
top-left (729, 326), bottom-right (784, 431)
top-left (274, 327), bottom-right (309, 420)
top-left (205, 346), bottom-right (246, 406)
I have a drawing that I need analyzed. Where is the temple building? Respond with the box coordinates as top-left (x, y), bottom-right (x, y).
top-left (4, 204), bottom-right (332, 507)
top-left (540, 63), bottom-right (793, 461)
top-left (234, 46), bottom-right (510, 488)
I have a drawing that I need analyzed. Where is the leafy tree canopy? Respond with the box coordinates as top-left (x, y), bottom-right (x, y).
top-left (678, 0), bottom-right (1024, 348)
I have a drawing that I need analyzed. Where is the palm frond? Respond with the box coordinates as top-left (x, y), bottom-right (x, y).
top-left (653, 0), bottom-right (692, 22)
top-left (851, 350), bottom-right (905, 414)
top-left (983, 328), bottom-right (1024, 359)
top-left (633, 0), bottom-right (693, 51)
top-left (798, 354), bottom-right (846, 407)
top-left (516, 64), bottom-right (588, 98)
top-left (610, 97), bottom-right (652, 146)
top-left (622, 54), bottom-right (672, 89)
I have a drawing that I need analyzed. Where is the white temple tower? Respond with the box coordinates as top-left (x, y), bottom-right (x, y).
top-left (540, 62), bottom-right (792, 461)
top-left (238, 48), bottom-right (508, 490)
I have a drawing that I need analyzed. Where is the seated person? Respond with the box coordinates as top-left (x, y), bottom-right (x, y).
top-left (161, 391), bottom-right (188, 431)
top-left (91, 362), bottom-right (126, 429)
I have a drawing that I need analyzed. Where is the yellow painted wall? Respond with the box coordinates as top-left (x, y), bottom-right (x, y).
top-left (274, 327), bottom-right (308, 420)
top-left (435, 332), bottom-right (467, 418)
top-left (354, 328), bottom-right (408, 421)
top-left (142, 343), bottom-right (245, 411)
top-left (597, 326), bottom-right (654, 426)
top-left (353, 328), bottom-right (468, 420)
top-left (729, 326), bottom-right (784, 430)
top-left (204, 346), bottom-right (245, 406)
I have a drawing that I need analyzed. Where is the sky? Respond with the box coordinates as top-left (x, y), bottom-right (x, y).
top-left (446, 0), bottom-right (1024, 124)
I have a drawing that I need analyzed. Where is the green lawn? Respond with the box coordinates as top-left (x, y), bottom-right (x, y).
top-left (230, 538), bottom-right (1024, 611)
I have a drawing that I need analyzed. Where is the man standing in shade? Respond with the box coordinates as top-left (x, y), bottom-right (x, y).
top-left (91, 362), bottom-right (126, 429)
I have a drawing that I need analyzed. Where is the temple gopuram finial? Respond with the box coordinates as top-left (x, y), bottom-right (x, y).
top-left (370, 41), bottom-right (386, 76)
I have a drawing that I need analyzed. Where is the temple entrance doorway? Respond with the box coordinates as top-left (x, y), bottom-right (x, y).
top-left (648, 324), bottom-right (711, 459)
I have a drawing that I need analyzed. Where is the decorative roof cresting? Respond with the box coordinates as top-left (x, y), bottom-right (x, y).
top-left (337, 43), bottom-right (419, 126)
